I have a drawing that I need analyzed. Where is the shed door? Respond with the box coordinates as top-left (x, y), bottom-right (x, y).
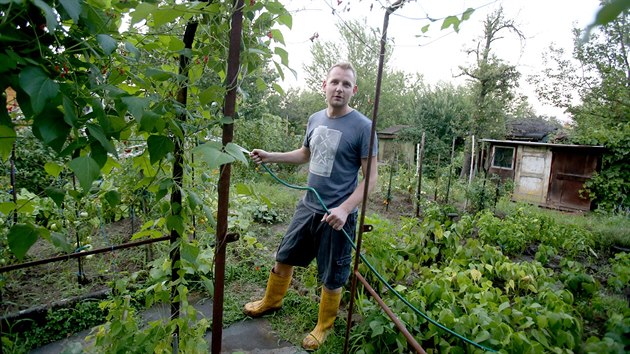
top-left (513, 146), bottom-right (552, 204)
top-left (547, 150), bottom-right (598, 211)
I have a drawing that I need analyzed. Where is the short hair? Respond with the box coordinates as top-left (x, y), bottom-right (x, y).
top-left (327, 62), bottom-right (357, 82)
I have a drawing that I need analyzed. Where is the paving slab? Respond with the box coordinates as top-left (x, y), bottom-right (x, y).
top-left (28, 296), bottom-right (306, 354)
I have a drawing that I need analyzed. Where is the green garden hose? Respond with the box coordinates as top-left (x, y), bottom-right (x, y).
top-left (258, 162), bottom-right (497, 352)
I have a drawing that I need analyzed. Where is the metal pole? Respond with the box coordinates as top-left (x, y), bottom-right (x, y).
top-left (385, 163), bottom-right (393, 211)
top-left (212, 1), bottom-right (243, 353)
top-left (170, 17), bottom-right (199, 350)
top-left (355, 272), bottom-right (427, 354)
top-left (0, 236), bottom-right (170, 273)
top-left (434, 153), bottom-right (440, 202)
top-left (414, 132), bottom-right (425, 217)
top-left (10, 142), bottom-right (17, 225)
top-left (445, 137), bottom-right (456, 203)
top-left (344, 1), bottom-right (406, 352)
top-left (464, 135), bottom-right (475, 210)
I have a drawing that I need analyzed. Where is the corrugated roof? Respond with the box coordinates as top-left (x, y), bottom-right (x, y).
top-left (480, 139), bottom-right (605, 149)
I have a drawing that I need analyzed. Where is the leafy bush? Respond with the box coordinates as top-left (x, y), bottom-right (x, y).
top-left (0, 130), bottom-right (67, 194)
top-left (349, 212), bottom-right (626, 353)
top-left (232, 113), bottom-right (303, 178)
top-left (465, 175), bottom-right (514, 213)
top-left (607, 252), bottom-right (630, 292)
top-left (3, 300), bottom-right (104, 352)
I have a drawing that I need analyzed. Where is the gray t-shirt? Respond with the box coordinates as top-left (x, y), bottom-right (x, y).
top-left (302, 109), bottom-right (377, 213)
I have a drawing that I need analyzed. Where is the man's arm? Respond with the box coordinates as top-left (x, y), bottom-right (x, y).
top-left (250, 146), bottom-right (310, 165)
top-left (323, 155), bottom-right (378, 230)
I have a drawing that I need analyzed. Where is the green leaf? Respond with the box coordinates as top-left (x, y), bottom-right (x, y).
top-left (271, 83), bottom-right (285, 95)
top-left (269, 29), bottom-right (285, 45)
top-left (461, 7), bottom-right (475, 21)
top-left (441, 15), bottom-right (461, 32)
top-left (187, 190), bottom-right (202, 209)
top-left (199, 85), bottom-right (224, 106)
top-left (193, 142), bottom-right (235, 169)
top-left (0, 202), bottom-right (16, 215)
top-left (369, 320), bottom-right (384, 337)
top-left (121, 96), bottom-right (150, 121)
top-left (139, 111), bottom-right (161, 132)
top-left (181, 241), bottom-right (199, 265)
top-left (87, 123), bottom-right (116, 155)
top-left (104, 190), bottom-right (121, 206)
top-left (33, 0), bottom-right (58, 30)
top-left (7, 223), bottom-right (40, 260)
top-left (96, 34), bottom-right (117, 55)
top-left (0, 125), bottom-right (16, 162)
top-left (225, 142), bottom-right (249, 164)
top-left (235, 183), bottom-right (253, 195)
top-left (62, 96), bottom-right (79, 127)
top-left (32, 108), bottom-right (70, 152)
top-left (153, 8), bottom-right (180, 27)
top-left (166, 214), bottom-right (184, 236)
top-left (277, 13), bottom-right (292, 29)
top-left (51, 232), bottom-right (73, 253)
top-left (147, 135), bottom-right (175, 165)
top-left (131, 2), bottom-right (156, 25)
top-left (421, 24), bottom-right (430, 33)
top-left (59, 0), bottom-right (81, 23)
top-left (44, 162), bottom-right (64, 177)
top-left (201, 276), bottom-right (214, 294)
top-left (274, 47), bottom-right (289, 66)
top-left (68, 156), bottom-right (101, 191)
top-left (45, 187), bottom-right (65, 207)
top-left (146, 68), bottom-right (174, 81)
top-left (474, 330), bottom-right (491, 343)
top-left (19, 66), bottom-right (59, 114)
top-left (89, 141), bottom-right (108, 168)
top-left (594, 0), bottom-right (630, 25)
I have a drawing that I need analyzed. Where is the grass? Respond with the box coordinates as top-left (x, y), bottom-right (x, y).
top-left (495, 198), bottom-right (630, 249)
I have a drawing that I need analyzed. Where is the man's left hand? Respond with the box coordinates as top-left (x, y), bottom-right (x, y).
top-left (322, 207), bottom-right (349, 231)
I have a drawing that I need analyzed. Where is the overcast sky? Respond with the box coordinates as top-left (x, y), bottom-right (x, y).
top-left (278, 0), bottom-right (601, 121)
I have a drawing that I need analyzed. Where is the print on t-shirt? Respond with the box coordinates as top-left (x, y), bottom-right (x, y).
top-left (310, 125), bottom-right (342, 177)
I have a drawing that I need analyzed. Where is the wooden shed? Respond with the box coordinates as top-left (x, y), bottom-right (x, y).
top-left (377, 125), bottom-right (414, 165)
top-left (480, 139), bottom-right (605, 211)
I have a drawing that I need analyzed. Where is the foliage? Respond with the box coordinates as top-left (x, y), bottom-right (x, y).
top-left (458, 7), bottom-right (524, 140)
top-left (399, 83), bottom-right (473, 177)
top-left (267, 87), bottom-right (326, 130)
top-left (302, 19), bottom-right (416, 130)
top-left (3, 300), bottom-right (104, 353)
top-left (232, 113), bottom-right (303, 177)
top-left (349, 210), bottom-right (628, 354)
top-left (0, 130), bottom-right (67, 194)
top-left (532, 6), bottom-right (629, 212)
top-left (464, 174), bottom-right (514, 214)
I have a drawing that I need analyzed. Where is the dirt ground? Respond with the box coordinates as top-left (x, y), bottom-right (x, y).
top-left (0, 190), bottom-right (416, 317)
top-left (1, 218), bottom-right (152, 315)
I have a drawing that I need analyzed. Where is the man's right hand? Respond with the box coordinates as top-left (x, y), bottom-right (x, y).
top-left (250, 149), bottom-right (270, 164)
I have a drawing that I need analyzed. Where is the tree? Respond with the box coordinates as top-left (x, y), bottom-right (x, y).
top-left (458, 7), bottom-right (524, 177)
top-left (302, 19), bottom-right (415, 129)
top-left (400, 82), bottom-right (474, 176)
top-left (532, 3), bottom-right (629, 211)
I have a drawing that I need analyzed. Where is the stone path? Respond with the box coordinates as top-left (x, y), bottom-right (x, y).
top-left (29, 296), bottom-right (307, 354)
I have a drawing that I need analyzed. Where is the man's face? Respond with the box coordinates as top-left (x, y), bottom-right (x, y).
top-left (323, 67), bottom-right (358, 109)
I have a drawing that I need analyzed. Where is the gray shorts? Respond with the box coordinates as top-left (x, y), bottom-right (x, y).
top-left (276, 200), bottom-right (357, 289)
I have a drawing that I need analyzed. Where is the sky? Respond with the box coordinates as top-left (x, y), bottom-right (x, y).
top-left (277, 0), bottom-right (602, 121)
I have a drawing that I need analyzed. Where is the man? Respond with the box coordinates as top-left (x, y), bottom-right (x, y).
top-left (244, 62), bottom-right (378, 350)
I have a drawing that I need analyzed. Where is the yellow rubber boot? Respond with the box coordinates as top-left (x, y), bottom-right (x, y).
top-left (302, 288), bottom-right (342, 351)
top-left (243, 270), bottom-right (291, 317)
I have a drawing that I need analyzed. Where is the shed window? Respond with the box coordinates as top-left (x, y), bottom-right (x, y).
top-left (492, 146), bottom-right (515, 169)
